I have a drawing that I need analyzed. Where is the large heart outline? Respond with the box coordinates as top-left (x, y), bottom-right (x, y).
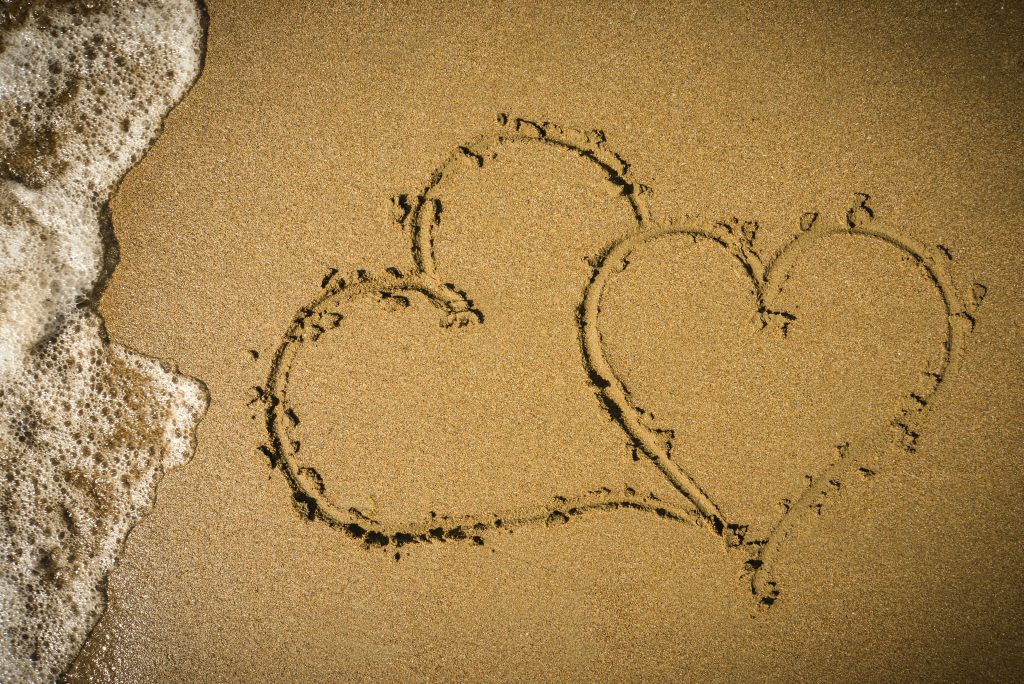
top-left (256, 116), bottom-right (984, 604)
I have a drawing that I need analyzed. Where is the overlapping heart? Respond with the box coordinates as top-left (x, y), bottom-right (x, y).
top-left (257, 116), bottom-right (983, 604)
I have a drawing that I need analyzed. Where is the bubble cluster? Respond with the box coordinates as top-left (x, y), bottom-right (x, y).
top-left (0, 1), bottom-right (207, 681)
top-left (0, 0), bottom-right (205, 373)
top-left (0, 311), bottom-right (206, 682)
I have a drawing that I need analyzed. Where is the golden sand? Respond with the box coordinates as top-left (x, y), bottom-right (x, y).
top-left (67, 1), bottom-right (1023, 680)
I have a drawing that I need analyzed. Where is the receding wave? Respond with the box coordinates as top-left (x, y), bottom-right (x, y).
top-left (0, 1), bottom-right (207, 681)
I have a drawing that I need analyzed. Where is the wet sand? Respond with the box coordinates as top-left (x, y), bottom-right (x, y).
top-left (67, 1), bottom-right (1023, 680)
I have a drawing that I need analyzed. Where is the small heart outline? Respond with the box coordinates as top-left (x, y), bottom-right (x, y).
top-left (581, 199), bottom-right (980, 602)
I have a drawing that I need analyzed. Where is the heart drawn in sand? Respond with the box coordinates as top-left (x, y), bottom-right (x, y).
top-left (255, 116), bottom-right (985, 604)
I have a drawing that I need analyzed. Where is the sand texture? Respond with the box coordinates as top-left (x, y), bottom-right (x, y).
top-left (61, 0), bottom-right (1023, 681)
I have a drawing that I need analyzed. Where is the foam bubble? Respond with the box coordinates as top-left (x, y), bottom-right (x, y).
top-left (0, 1), bottom-right (208, 681)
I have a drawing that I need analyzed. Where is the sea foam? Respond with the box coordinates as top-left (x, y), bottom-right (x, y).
top-left (0, 1), bottom-right (207, 681)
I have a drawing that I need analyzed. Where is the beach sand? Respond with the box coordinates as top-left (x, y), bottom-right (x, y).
top-left (64, 1), bottom-right (1022, 680)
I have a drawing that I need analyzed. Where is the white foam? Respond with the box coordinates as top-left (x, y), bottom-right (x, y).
top-left (0, 2), bottom-right (207, 681)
